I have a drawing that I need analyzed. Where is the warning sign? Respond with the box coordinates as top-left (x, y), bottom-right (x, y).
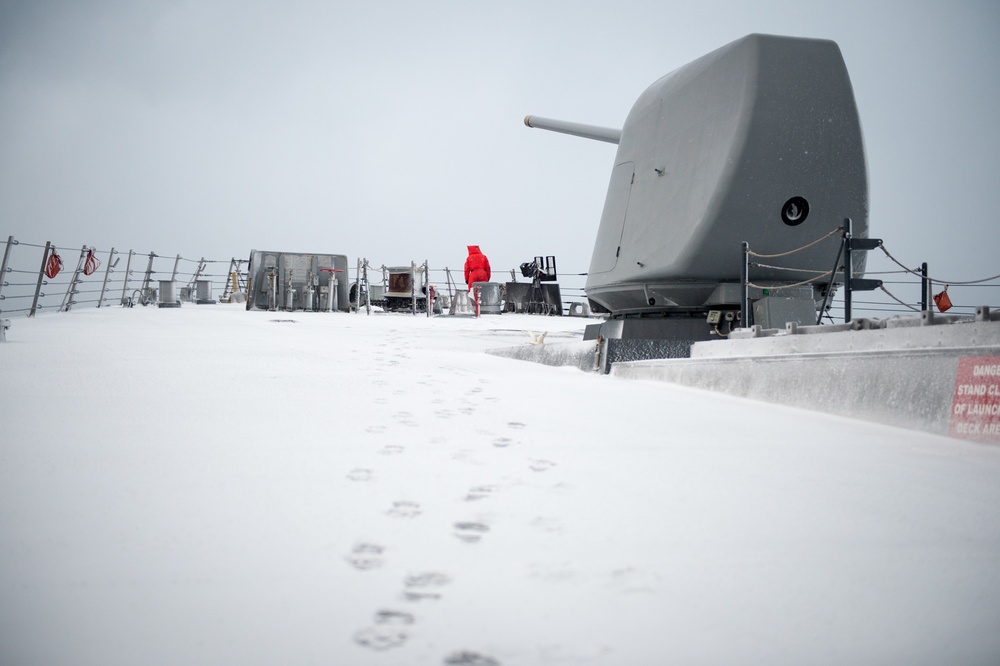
top-left (950, 356), bottom-right (1000, 443)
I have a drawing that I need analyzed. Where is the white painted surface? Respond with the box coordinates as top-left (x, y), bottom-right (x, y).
top-left (2, 306), bottom-right (999, 665)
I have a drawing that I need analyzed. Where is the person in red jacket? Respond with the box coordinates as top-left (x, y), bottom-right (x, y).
top-left (464, 245), bottom-right (491, 290)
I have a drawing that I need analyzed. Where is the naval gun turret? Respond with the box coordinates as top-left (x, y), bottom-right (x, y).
top-left (527, 34), bottom-right (868, 344)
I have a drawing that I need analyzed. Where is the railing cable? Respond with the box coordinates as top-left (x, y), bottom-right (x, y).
top-left (746, 226), bottom-right (843, 259)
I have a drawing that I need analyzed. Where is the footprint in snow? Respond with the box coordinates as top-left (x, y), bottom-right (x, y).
top-left (375, 609), bottom-right (415, 625)
top-left (386, 501), bottom-right (422, 519)
top-left (347, 468), bottom-right (374, 482)
top-left (453, 521), bottom-right (490, 543)
top-left (464, 485), bottom-right (498, 501)
top-left (402, 571), bottom-right (451, 601)
top-left (393, 411), bottom-right (418, 427)
top-left (406, 571), bottom-right (451, 588)
top-left (444, 650), bottom-right (501, 665)
top-left (345, 543), bottom-right (385, 570)
top-left (353, 625), bottom-right (407, 651)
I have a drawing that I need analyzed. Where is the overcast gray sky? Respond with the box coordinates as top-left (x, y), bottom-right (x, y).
top-left (1, 0), bottom-right (998, 305)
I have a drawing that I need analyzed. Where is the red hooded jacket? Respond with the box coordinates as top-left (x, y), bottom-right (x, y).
top-left (464, 245), bottom-right (491, 288)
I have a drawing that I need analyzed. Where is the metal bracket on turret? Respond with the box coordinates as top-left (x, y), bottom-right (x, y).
top-left (849, 278), bottom-right (883, 291)
top-left (843, 220), bottom-right (884, 321)
top-left (847, 238), bottom-right (882, 252)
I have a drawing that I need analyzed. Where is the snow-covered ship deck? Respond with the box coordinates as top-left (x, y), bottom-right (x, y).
top-left (2, 306), bottom-right (999, 664)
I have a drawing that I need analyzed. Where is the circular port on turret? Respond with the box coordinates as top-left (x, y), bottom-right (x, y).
top-left (781, 197), bottom-right (809, 226)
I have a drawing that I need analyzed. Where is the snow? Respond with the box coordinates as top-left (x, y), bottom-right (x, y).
top-left (2, 304), bottom-right (1000, 665)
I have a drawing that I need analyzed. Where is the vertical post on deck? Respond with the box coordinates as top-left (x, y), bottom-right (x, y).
top-left (920, 262), bottom-right (929, 313)
top-left (741, 241), bottom-right (750, 329)
top-left (424, 261), bottom-right (431, 318)
top-left (816, 234), bottom-right (846, 326)
top-left (140, 252), bottom-right (155, 303)
top-left (193, 258), bottom-right (206, 284)
top-left (444, 267), bottom-right (454, 303)
top-left (364, 260), bottom-right (371, 315)
top-left (120, 250), bottom-right (134, 305)
top-left (410, 261), bottom-right (417, 316)
top-left (843, 218), bottom-right (853, 324)
top-left (354, 258), bottom-right (361, 314)
top-left (60, 245), bottom-right (88, 312)
top-left (98, 248), bottom-right (116, 307)
top-left (0, 236), bottom-right (14, 304)
top-left (30, 241), bottom-right (51, 317)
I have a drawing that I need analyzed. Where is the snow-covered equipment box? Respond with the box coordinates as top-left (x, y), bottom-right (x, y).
top-left (382, 265), bottom-right (430, 313)
top-left (246, 250), bottom-right (350, 312)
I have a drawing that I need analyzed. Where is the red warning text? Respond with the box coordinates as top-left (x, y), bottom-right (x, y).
top-left (950, 356), bottom-right (1000, 443)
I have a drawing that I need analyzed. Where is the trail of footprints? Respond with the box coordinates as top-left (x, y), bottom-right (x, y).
top-left (344, 366), bottom-right (560, 663)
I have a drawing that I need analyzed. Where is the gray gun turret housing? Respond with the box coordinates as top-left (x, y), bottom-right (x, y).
top-left (527, 33), bottom-right (868, 317)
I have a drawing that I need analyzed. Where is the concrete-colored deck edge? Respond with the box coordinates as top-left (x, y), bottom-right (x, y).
top-left (611, 345), bottom-right (1000, 437)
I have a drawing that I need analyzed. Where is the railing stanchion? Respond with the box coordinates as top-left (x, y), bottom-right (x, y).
top-left (424, 260), bottom-right (431, 318)
top-left (817, 234), bottom-right (846, 325)
top-left (411, 260), bottom-right (417, 316)
top-left (140, 252), bottom-right (155, 304)
top-left (741, 241), bottom-right (750, 329)
top-left (843, 218), bottom-right (853, 323)
top-left (921, 262), bottom-right (929, 313)
top-left (0, 236), bottom-right (15, 305)
top-left (364, 260), bottom-right (371, 315)
top-left (98, 248), bottom-right (116, 308)
top-left (29, 241), bottom-right (51, 317)
top-left (120, 250), bottom-right (134, 305)
top-left (60, 245), bottom-right (88, 312)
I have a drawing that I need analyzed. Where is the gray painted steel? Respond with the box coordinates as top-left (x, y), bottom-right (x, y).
top-left (522, 115), bottom-right (621, 144)
top-left (157, 280), bottom-right (181, 308)
top-left (246, 250), bottom-right (350, 312)
top-left (589, 33), bottom-right (867, 315)
top-left (528, 34), bottom-right (868, 318)
top-left (610, 318), bottom-right (1000, 436)
top-left (472, 282), bottom-right (503, 315)
top-left (195, 279), bottom-right (214, 304)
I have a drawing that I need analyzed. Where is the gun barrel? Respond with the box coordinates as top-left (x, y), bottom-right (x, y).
top-left (523, 115), bottom-right (621, 145)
